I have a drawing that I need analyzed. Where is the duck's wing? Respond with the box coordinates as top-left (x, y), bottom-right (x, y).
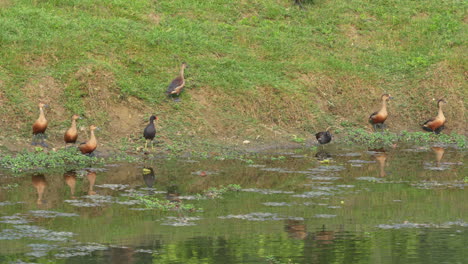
top-left (166, 77), bottom-right (184, 94)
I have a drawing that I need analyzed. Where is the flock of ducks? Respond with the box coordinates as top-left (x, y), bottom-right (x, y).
top-left (30, 63), bottom-right (448, 155)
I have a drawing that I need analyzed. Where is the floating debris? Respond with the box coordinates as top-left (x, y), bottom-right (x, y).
top-left (95, 184), bottom-right (129, 190)
top-left (377, 220), bottom-right (468, 229)
top-left (54, 243), bottom-right (108, 258)
top-left (348, 160), bottom-right (375, 164)
top-left (0, 225), bottom-right (74, 241)
top-left (292, 191), bottom-right (332, 198)
top-left (135, 249), bottom-right (158, 254)
top-left (314, 214), bottom-right (337, 218)
top-left (262, 202), bottom-right (293, 207)
top-left (0, 201), bottom-right (25, 206)
top-left (247, 164), bottom-right (266, 168)
top-left (192, 170), bottom-right (218, 176)
top-left (219, 212), bottom-right (303, 221)
top-left (356, 177), bottom-right (384, 182)
top-left (29, 210), bottom-right (79, 218)
top-left (241, 188), bottom-right (294, 194)
top-left (161, 216), bottom-right (201, 226)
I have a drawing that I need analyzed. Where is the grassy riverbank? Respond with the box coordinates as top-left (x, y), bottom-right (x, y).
top-left (0, 0), bottom-right (466, 153)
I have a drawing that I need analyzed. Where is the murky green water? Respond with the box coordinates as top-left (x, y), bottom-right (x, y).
top-left (0, 145), bottom-right (466, 264)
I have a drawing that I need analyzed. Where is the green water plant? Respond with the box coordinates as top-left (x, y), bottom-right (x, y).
top-left (136, 196), bottom-right (198, 212)
top-left (200, 184), bottom-right (242, 199)
top-left (0, 147), bottom-right (101, 173)
top-left (342, 129), bottom-right (466, 148)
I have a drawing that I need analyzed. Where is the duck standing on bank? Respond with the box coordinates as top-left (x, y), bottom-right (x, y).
top-left (369, 94), bottom-right (393, 131)
top-left (166, 62), bottom-right (188, 102)
top-left (32, 103), bottom-right (49, 147)
top-left (64, 114), bottom-right (81, 145)
top-left (79, 125), bottom-right (98, 155)
top-left (422, 99), bottom-right (447, 134)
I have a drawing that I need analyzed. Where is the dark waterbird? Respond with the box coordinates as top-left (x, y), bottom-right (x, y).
top-left (32, 103), bottom-right (49, 147)
top-left (143, 115), bottom-right (158, 149)
top-left (369, 94), bottom-right (393, 131)
top-left (422, 99), bottom-right (447, 134)
top-left (166, 62), bottom-right (188, 102)
top-left (315, 126), bottom-right (332, 145)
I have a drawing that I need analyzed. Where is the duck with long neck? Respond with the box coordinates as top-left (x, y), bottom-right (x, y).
top-left (166, 62), bottom-right (188, 101)
top-left (422, 99), bottom-right (447, 134)
top-left (369, 94), bottom-right (393, 131)
top-left (79, 125), bottom-right (98, 155)
top-left (64, 114), bottom-right (80, 145)
top-left (32, 103), bottom-right (48, 147)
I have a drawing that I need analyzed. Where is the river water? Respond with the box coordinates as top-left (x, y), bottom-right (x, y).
top-left (0, 145), bottom-right (466, 263)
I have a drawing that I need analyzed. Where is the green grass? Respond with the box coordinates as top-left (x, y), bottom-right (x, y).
top-left (0, 0), bottom-right (466, 147)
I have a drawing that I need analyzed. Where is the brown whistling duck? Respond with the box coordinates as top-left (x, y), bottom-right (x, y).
top-left (315, 126), bottom-right (332, 145)
top-left (143, 115), bottom-right (158, 149)
top-left (166, 62), bottom-right (188, 102)
top-left (32, 103), bottom-right (48, 147)
top-left (422, 99), bottom-right (447, 134)
top-left (369, 94), bottom-right (393, 131)
top-left (64, 114), bottom-right (81, 145)
top-left (79, 125), bottom-right (98, 155)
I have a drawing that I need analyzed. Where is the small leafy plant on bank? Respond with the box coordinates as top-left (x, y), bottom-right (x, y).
top-left (199, 184), bottom-right (242, 199)
top-left (342, 129), bottom-right (466, 148)
top-left (136, 196), bottom-right (198, 212)
top-left (0, 148), bottom-right (102, 173)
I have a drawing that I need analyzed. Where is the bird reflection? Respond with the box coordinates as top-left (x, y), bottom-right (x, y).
top-left (142, 167), bottom-right (156, 188)
top-left (284, 220), bottom-right (308, 240)
top-left (63, 171), bottom-right (77, 198)
top-left (166, 184), bottom-right (181, 203)
top-left (86, 171), bottom-right (97, 195)
top-left (315, 150), bottom-right (331, 161)
top-left (32, 174), bottom-right (47, 205)
top-left (374, 152), bottom-right (388, 177)
top-left (313, 225), bottom-right (335, 245)
top-left (431, 147), bottom-right (445, 167)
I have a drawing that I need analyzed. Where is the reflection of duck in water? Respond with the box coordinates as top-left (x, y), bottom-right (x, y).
top-left (63, 171), bottom-right (77, 198)
top-left (374, 152), bottom-right (387, 177)
top-left (284, 220), bottom-right (308, 240)
top-left (142, 167), bottom-right (156, 188)
top-left (313, 225), bottom-right (335, 245)
top-left (166, 184), bottom-right (181, 203)
top-left (431, 147), bottom-right (445, 167)
top-left (86, 171), bottom-right (97, 195)
top-left (109, 246), bottom-right (135, 264)
top-left (32, 174), bottom-right (47, 205)
top-left (315, 150), bottom-right (331, 161)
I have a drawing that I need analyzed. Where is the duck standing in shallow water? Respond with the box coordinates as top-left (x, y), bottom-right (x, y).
top-left (422, 99), bottom-right (447, 134)
top-left (32, 103), bottom-right (48, 147)
top-left (315, 126), bottom-right (332, 145)
top-left (369, 94), bottom-right (393, 131)
top-left (64, 114), bottom-right (81, 145)
top-left (143, 115), bottom-right (157, 150)
top-left (79, 125), bottom-right (98, 155)
top-left (166, 62), bottom-right (188, 102)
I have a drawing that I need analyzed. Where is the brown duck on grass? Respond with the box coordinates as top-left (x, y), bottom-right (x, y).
top-left (79, 125), bottom-right (98, 155)
top-left (166, 62), bottom-right (188, 102)
top-left (64, 114), bottom-right (81, 145)
top-left (369, 94), bottom-right (393, 131)
top-left (32, 103), bottom-right (49, 147)
top-left (422, 99), bottom-right (447, 134)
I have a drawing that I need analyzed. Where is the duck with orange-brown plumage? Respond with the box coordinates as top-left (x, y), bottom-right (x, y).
top-left (32, 103), bottom-right (49, 147)
top-left (79, 125), bottom-right (98, 155)
top-left (422, 99), bottom-right (447, 134)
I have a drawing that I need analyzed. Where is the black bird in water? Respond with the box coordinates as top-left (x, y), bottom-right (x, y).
top-left (143, 115), bottom-right (158, 150)
top-left (166, 62), bottom-right (188, 102)
top-left (315, 126), bottom-right (332, 145)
